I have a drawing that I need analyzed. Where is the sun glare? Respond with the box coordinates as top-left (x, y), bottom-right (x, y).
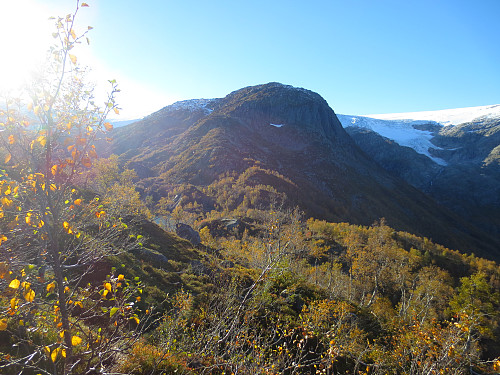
top-left (0, 1), bottom-right (54, 91)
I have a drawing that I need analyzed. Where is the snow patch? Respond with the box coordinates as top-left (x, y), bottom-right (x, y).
top-left (338, 114), bottom-right (448, 166)
top-left (270, 123), bottom-right (284, 128)
top-left (367, 104), bottom-right (500, 126)
top-left (167, 98), bottom-right (215, 114)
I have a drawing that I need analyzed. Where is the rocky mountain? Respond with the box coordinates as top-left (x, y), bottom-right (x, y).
top-left (107, 83), bottom-right (500, 260)
top-left (339, 106), bottom-right (500, 242)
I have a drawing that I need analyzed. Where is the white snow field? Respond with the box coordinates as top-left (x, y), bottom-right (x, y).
top-left (338, 104), bottom-right (500, 165)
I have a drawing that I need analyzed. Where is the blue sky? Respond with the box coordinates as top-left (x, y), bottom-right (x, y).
top-left (2, 0), bottom-right (499, 119)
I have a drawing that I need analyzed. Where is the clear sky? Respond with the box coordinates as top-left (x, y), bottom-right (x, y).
top-left (1, 0), bottom-right (499, 119)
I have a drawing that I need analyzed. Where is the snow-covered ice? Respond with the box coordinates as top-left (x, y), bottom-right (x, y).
top-left (366, 104), bottom-right (500, 126)
top-left (338, 104), bottom-right (500, 165)
top-left (337, 114), bottom-right (447, 165)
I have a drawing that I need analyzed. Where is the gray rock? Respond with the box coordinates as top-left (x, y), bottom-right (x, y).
top-left (134, 248), bottom-right (169, 266)
top-left (175, 223), bottom-right (201, 246)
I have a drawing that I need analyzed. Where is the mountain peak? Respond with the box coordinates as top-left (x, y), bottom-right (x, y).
top-left (211, 82), bottom-right (347, 143)
top-left (222, 82), bottom-right (323, 106)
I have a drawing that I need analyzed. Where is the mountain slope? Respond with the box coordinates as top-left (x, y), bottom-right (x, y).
top-left (109, 83), bottom-right (500, 260)
top-left (339, 107), bottom-right (500, 241)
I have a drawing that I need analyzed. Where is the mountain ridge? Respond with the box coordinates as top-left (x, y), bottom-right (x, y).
top-left (106, 83), bottom-right (500, 260)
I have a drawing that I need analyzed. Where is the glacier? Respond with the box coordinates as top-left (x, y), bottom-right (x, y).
top-left (338, 104), bottom-right (500, 165)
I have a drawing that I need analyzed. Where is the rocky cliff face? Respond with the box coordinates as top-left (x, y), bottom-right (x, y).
top-left (109, 83), bottom-right (500, 260)
top-left (214, 83), bottom-right (349, 143)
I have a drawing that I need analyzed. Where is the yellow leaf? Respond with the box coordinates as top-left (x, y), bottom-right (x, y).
top-left (4, 153), bottom-right (11, 163)
top-left (24, 289), bottom-right (35, 302)
top-left (37, 135), bottom-right (47, 147)
top-left (47, 282), bottom-right (56, 293)
top-left (61, 348), bottom-right (66, 358)
top-left (63, 221), bottom-right (73, 235)
top-left (0, 318), bottom-right (7, 331)
top-left (81, 2), bottom-right (89, 7)
top-left (117, 274), bottom-right (125, 281)
top-left (104, 282), bottom-right (112, 292)
top-left (69, 54), bottom-right (77, 65)
top-left (1, 197), bottom-right (13, 207)
top-left (74, 199), bottom-right (82, 206)
top-left (103, 122), bottom-right (113, 131)
top-left (44, 346), bottom-right (51, 357)
top-left (10, 298), bottom-right (18, 310)
top-left (113, 107), bottom-right (120, 115)
top-left (9, 279), bottom-right (20, 289)
top-left (494, 359), bottom-right (500, 371)
top-left (72, 336), bottom-right (82, 346)
top-left (70, 28), bottom-right (76, 40)
top-left (8, 135), bottom-right (14, 144)
top-left (81, 157), bottom-right (92, 168)
top-left (51, 349), bottom-right (58, 362)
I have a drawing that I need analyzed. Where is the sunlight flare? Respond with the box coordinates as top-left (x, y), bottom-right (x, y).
top-left (0, 1), bottom-right (56, 91)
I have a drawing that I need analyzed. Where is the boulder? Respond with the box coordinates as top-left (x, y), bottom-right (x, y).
top-left (175, 223), bottom-right (201, 246)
